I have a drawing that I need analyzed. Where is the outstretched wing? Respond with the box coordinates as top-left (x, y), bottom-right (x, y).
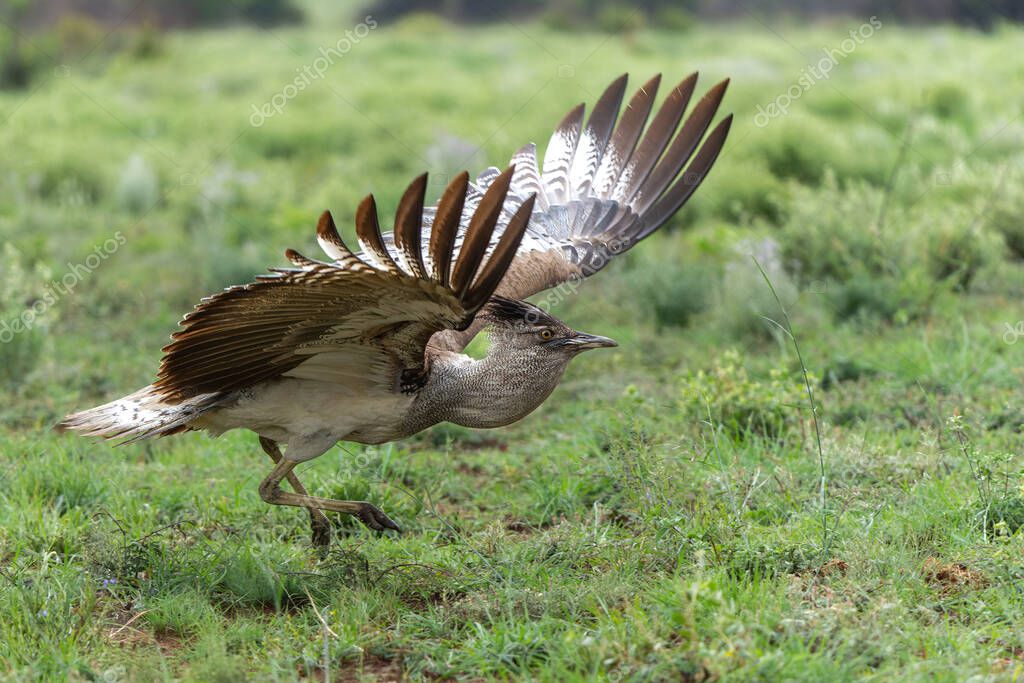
top-left (385, 73), bottom-right (731, 351)
top-left (498, 72), bottom-right (732, 296)
top-left (152, 168), bottom-right (535, 401)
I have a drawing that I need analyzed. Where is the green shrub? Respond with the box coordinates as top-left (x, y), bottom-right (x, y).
top-left (711, 237), bottom-right (799, 341)
top-left (651, 6), bottom-right (696, 33)
top-left (0, 32), bottom-right (54, 90)
top-left (826, 274), bottom-right (900, 322)
top-left (756, 118), bottom-right (838, 186)
top-left (986, 189), bottom-right (1024, 260)
top-left (989, 496), bottom-right (1024, 535)
top-left (624, 260), bottom-right (717, 330)
top-left (0, 244), bottom-right (50, 389)
top-left (752, 117), bottom-right (889, 187)
top-left (825, 270), bottom-right (935, 323)
top-left (32, 159), bottom-right (106, 205)
top-left (597, 5), bottom-right (645, 34)
top-left (806, 92), bottom-right (859, 121)
top-left (779, 171), bottom-right (1002, 319)
top-left (145, 591), bottom-right (216, 639)
top-left (679, 350), bottom-right (807, 441)
top-left (173, 0), bottom-right (303, 27)
top-left (991, 210), bottom-right (1024, 261)
top-left (777, 173), bottom-right (899, 283)
top-left (615, 230), bottom-right (721, 329)
top-left (697, 157), bottom-right (788, 226)
top-left (925, 82), bottom-right (973, 124)
top-left (129, 22), bottom-right (166, 60)
top-left (724, 541), bottom-right (816, 578)
top-left (53, 13), bottom-right (106, 57)
top-left (925, 212), bottom-right (1001, 290)
top-left (0, 11), bottom-right (140, 90)
top-left (541, 7), bottom-right (577, 31)
top-left (819, 355), bottom-right (877, 390)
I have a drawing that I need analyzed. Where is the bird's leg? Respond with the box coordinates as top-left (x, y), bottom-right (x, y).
top-left (258, 457), bottom-right (401, 533)
top-left (259, 436), bottom-right (332, 547)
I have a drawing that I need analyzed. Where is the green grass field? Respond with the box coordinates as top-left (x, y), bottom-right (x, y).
top-left (2, 8), bottom-right (1024, 681)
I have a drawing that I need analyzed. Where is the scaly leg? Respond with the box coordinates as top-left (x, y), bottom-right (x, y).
top-left (258, 456), bottom-right (401, 533)
top-left (259, 437), bottom-right (332, 547)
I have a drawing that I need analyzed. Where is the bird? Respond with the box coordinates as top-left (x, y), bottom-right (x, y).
top-left (58, 72), bottom-right (732, 546)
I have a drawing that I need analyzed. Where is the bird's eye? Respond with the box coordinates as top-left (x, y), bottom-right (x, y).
top-left (539, 329), bottom-right (553, 341)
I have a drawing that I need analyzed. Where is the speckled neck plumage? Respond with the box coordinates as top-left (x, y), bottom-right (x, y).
top-left (401, 335), bottom-right (575, 435)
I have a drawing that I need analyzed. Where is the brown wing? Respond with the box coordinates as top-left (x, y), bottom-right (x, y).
top-left (152, 168), bottom-right (535, 401)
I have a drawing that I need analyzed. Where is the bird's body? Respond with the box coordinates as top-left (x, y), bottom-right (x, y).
top-left (194, 377), bottom-right (416, 448)
top-left (189, 339), bottom-right (574, 456)
top-left (59, 72), bottom-right (732, 544)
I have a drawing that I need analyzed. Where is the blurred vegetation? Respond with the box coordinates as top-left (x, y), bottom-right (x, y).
top-left (360, 0), bottom-right (1024, 28)
top-left (0, 0), bottom-right (303, 89)
top-left (0, 244), bottom-right (50, 389)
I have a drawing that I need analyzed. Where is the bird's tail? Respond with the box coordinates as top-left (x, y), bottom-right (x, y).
top-left (55, 385), bottom-right (224, 444)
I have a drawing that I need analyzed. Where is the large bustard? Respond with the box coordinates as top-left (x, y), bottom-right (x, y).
top-left (59, 73), bottom-right (731, 546)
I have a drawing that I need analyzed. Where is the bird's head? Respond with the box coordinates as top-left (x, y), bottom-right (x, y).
top-left (481, 296), bottom-right (617, 356)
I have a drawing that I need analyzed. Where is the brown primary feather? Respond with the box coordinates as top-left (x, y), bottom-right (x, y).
top-left (570, 73), bottom-right (628, 198)
top-left (631, 78), bottom-right (729, 215)
top-left (355, 195), bottom-right (400, 273)
top-left (541, 103), bottom-right (584, 204)
top-left (591, 73), bottom-right (661, 199)
top-left (393, 173), bottom-right (428, 279)
top-left (450, 165), bottom-right (516, 298)
top-left (464, 194), bottom-right (536, 311)
top-left (612, 73), bottom-right (697, 203)
top-left (640, 113), bottom-right (733, 238)
top-left (429, 171), bottom-right (469, 287)
top-left (284, 248), bottom-right (331, 269)
top-left (315, 210), bottom-right (374, 272)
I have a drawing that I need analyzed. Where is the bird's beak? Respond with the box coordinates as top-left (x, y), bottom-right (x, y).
top-left (567, 331), bottom-right (618, 350)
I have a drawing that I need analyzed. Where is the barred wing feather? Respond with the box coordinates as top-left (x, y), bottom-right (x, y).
top-left (151, 168), bottom-right (535, 401)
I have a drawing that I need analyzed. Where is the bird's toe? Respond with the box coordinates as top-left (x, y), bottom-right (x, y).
top-left (310, 520), bottom-right (332, 547)
top-left (355, 503), bottom-right (401, 533)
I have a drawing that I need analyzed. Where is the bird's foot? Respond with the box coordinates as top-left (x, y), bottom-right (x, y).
top-left (354, 503), bottom-right (401, 533)
top-left (309, 514), bottom-right (332, 548)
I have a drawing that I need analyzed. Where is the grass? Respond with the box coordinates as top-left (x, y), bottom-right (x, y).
top-left (2, 6), bottom-right (1024, 680)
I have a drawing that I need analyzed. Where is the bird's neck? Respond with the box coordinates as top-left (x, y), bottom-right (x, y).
top-left (411, 342), bottom-right (573, 431)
